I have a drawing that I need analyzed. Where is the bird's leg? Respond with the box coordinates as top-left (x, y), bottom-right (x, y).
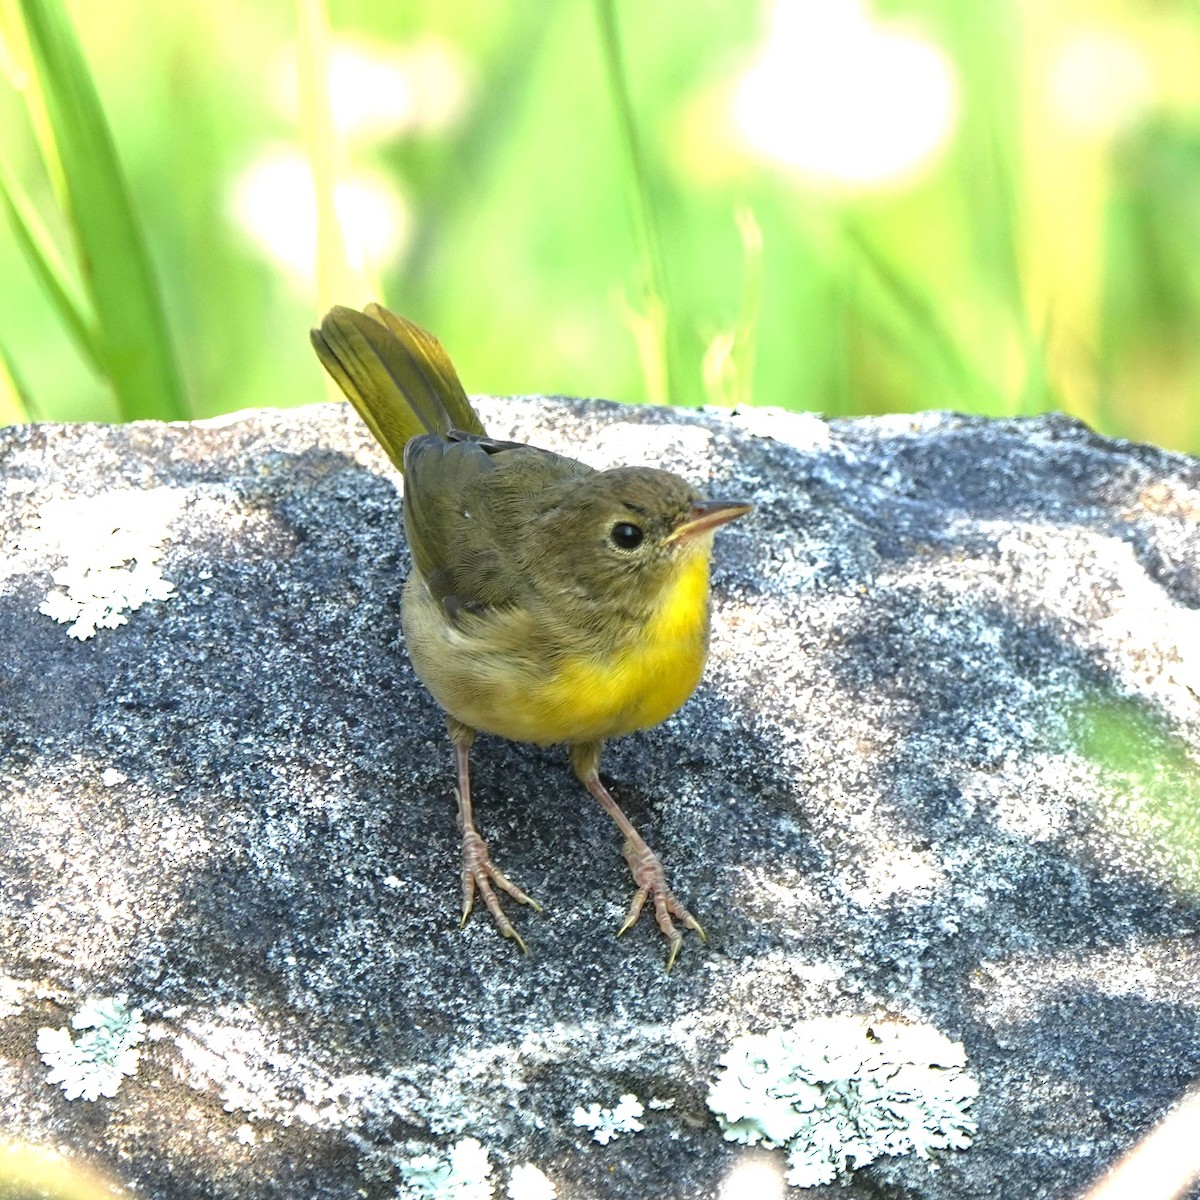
top-left (449, 719), bottom-right (540, 953)
top-left (569, 741), bottom-right (705, 973)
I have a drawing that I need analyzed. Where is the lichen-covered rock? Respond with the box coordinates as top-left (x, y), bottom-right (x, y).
top-left (2, 399), bottom-right (1199, 1199)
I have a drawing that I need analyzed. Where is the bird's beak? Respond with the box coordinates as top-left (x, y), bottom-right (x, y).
top-left (665, 499), bottom-right (753, 545)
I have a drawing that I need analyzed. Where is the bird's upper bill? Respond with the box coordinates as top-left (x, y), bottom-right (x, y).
top-left (664, 499), bottom-right (753, 546)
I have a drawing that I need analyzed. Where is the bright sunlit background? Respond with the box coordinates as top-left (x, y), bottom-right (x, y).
top-left (1, 0), bottom-right (1199, 452)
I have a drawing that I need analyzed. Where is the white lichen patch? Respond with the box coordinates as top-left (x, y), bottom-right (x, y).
top-left (958, 760), bottom-right (1074, 844)
top-left (707, 1018), bottom-right (978, 1189)
top-left (718, 1156), bottom-right (787, 1200)
top-left (28, 488), bottom-right (184, 639)
top-left (506, 1163), bottom-right (556, 1200)
top-left (971, 936), bottom-right (1200, 1022)
top-left (588, 421), bottom-right (714, 472)
top-left (0, 977), bottom-right (26, 1019)
top-left (37, 995), bottom-right (147, 1101)
top-left (572, 1092), bottom-right (645, 1144)
top-left (729, 405), bottom-right (832, 452)
top-left (171, 1003), bottom-right (418, 1131)
top-left (843, 847), bottom-right (947, 908)
top-left (400, 1137), bottom-right (493, 1199)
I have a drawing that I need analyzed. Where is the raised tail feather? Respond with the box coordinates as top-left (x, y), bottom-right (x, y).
top-left (310, 304), bottom-right (487, 472)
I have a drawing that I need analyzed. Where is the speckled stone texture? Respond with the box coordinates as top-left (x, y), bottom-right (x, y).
top-left (1, 399), bottom-right (1199, 1199)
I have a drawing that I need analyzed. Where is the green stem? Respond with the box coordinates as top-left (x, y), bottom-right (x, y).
top-left (594, 0), bottom-right (673, 405)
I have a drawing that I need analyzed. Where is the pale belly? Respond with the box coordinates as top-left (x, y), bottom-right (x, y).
top-left (401, 557), bottom-right (713, 746)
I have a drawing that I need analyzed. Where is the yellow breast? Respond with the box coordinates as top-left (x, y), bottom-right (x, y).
top-left (497, 550), bottom-right (713, 745)
top-left (404, 544), bottom-right (718, 746)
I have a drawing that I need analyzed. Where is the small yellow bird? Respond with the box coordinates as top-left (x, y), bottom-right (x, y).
top-left (311, 304), bottom-right (751, 970)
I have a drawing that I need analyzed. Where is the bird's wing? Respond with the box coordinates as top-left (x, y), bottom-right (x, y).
top-left (402, 434), bottom-right (589, 618)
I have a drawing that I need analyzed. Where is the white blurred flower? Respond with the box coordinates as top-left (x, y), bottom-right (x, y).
top-left (231, 147), bottom-right (410, 282)
top-left (276, 35), bottom-right (470, 142)
top-left (733, 0), bottom-right (958, 190)
top-left (1049, 28), bottom-right (1154, 139)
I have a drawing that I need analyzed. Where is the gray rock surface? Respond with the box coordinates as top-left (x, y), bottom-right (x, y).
top-left (2, 396), bottom-right (1199, 1199)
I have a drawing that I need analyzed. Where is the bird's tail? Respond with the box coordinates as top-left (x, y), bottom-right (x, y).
top-left (310, 303), bottom-right (487, 472)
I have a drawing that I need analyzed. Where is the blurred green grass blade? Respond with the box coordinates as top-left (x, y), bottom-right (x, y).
top-left (595, 0), bottom-right (673, 406)
top-left (1016, 316), bottom-right (1060, 416)
top-left (18, 0), bottom-right (186, 421)
top-left (297, 0), bottom-right (363, 312)
top-left (0, 0), bottom-right (63, 202)
top-left (0, 153), bottom-right (104, 374)
top-left (702, 205), bottom-right (762, 408)
top-left (0, 330), bottom-right (36, 422)
top-left (843, 217), bottom-right (1000, 412)
top-left (730, 204), bottom-right (762, 408)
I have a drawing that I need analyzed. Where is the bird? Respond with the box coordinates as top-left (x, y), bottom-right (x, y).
top-left (311, 303), bottom-right (751, 970)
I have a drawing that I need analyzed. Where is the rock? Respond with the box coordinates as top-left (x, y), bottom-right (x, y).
top-left (2, 397), bottom-right (1199, 1200)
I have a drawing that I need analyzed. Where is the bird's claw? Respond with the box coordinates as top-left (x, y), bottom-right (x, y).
top-left (460, 829), bottom-right (540, 954)
top-left (617, 843), bottom-right (705, 973)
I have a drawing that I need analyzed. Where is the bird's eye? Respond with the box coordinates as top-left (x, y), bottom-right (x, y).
top-left (610, 522), bottom-right (645, 550)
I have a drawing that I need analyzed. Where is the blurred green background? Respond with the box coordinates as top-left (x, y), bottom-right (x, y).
top-left (1, 0), bottom-right (1199, 452)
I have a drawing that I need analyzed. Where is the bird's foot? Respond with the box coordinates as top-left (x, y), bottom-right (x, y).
top-left (618, 841), bottom-right (706, 973)
top-left (460, 828), bottom-right (541, 954)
